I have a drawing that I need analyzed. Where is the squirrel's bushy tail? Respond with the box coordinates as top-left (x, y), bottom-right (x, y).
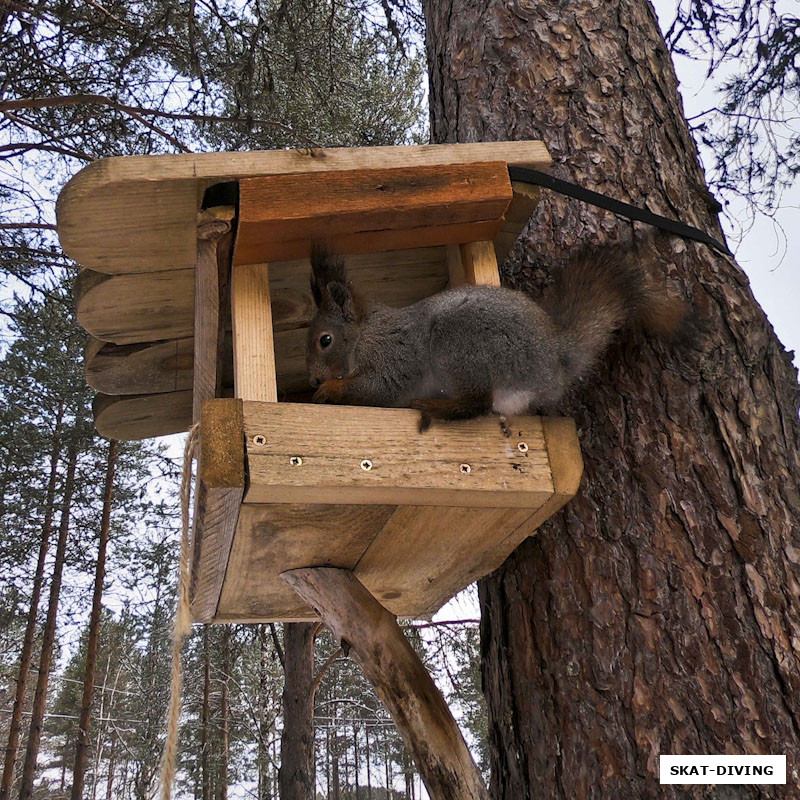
top-left (544, 242), bottom-right (691, 385)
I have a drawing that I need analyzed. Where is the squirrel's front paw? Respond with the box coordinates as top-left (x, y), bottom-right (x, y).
top-left (313, 378), bottom-right (350, 404)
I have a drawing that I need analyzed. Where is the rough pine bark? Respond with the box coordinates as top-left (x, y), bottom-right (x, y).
top-left (423, 0), bottom-right (800, 797)
top-left (71, 438), bottom-right (117, 800)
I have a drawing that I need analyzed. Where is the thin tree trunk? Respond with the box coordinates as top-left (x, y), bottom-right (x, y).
top-left (18, 442), bottom-right (78, 800)
top-left (71, 439), bottom-right (117, 800)
top-left (423, 0), bottom-right (800, 797)
top-left (325, 724), bottom-right (330, 799)
top-left (216, 627), bottom-right (230, 800)
top-left (332, 726), bottom-right (340, 800)
top-left (278, 622), bottom-right (315, 800)
top-left (257, 625), bottom-right (272, 800)
top-left (383, 737), bottom-right (390, 799)
top-left (0, 403), bottom-right (64, 800)
top-left (364, 725), bottom-right (371, 800)
top-left (352, 724), bottom-right (359, 800)
top-left (201, 626), bottom-right (211, 800)
top-left (104, 732), bottom-right (116, 800)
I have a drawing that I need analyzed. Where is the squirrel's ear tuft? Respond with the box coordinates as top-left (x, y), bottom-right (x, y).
top-left (324, 281), bottom-right (359, 323)
top-left (310, 245), bottom-right (347, 308)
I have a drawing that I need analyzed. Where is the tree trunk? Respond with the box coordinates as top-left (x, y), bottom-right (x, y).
top-left (104, 732), bottom-right (116, 800)
top-left (423, 0), bottom-right (800, 797)
top-left (282, 568), bottom-right (487, 800)
top-left (216, 627), bottom-right (230, 800)
top-left (278, 622), bottom-right (316, 800)
top-left (19, 442), bottom-right (79, 800)
top-left (383, 737), bottom-right (390, 799)
top-left (352, 724), bottom-right (360, 800)
top-left (364, 725), bottom-right (372, 800)
top-left (201, 626), bottom-right (211, 800)
top-left (71, 438), bottom-right (117, 800)
top-left (0, 402), bottom-right (64, 800)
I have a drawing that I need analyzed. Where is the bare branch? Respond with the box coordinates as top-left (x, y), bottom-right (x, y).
top-left (0, 142), bottom-right (94, 161)
top-left (0, 223), bottom-right (57, 231)
top-left (0, 94), bottom-right (322, 146)
top-left (311, 647), bottom-right (344, 699)
top-left (268, 623), bottom-right (284, 668)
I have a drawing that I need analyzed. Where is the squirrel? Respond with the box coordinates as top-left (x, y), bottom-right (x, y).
top-left (306, 241), bottom-right (693, 431)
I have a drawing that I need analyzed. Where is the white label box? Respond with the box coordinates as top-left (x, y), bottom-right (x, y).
top-left (660, 755), bottom-right (786, 784)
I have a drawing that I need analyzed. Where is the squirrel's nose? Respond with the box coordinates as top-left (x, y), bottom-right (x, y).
top-left (310, 376), bottom-right (321, 388)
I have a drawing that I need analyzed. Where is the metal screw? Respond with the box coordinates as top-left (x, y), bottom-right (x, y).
top-left (360, 459), bottom-right (373, 471)
top-left (252, 434), bottom-right (267, 446)
top-left (460, 463), bottom-right (471, 474)
top-left (517, 441), bottom-right (529, 453)
top-left (290, 456), bottom-right (303, 466)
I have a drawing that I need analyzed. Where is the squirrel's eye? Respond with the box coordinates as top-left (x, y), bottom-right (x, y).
top-left (319, 334), bottom-right (332, 349)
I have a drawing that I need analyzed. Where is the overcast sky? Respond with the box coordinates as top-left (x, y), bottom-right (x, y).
top-left (651, 0), bottom-right (800, 368)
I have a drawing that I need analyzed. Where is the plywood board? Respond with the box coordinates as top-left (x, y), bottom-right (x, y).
top-left (57, 141), bottom-right (550, 273)
top-left (242, 402), bottom-right (554, 508)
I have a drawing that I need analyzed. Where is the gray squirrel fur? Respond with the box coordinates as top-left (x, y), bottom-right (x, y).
top-left (306, 241), bottom-right (691, 430)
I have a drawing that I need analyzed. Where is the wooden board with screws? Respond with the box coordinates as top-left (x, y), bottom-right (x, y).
top-left (193, 399), bottom-right (582, 622)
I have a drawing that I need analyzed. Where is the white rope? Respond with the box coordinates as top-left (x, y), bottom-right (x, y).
top-left (158, 423), bottom-right (200, 800)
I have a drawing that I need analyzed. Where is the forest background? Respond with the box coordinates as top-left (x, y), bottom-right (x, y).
top-left (0, 0), bottom-right (797, 798)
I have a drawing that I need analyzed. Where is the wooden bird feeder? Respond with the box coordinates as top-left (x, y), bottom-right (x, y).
top-left (59, 140), bottom-right (583, 625)
top-left (60, 141), bottom-right (584, 799)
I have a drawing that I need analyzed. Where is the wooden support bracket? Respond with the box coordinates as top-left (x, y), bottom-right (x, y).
top-left (193, 206), bottom-right (234, 423)
top-left (190, 398), bottom-right (246, 622)
top-left (281, 567), bottom-right (489, 800)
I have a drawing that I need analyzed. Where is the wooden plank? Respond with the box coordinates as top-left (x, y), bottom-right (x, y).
top-left (57, 140), bottom-right (550, 273)
top-left (242, 403), bottom-right (554, 508)
top-left (280, 568), bottom-right (489, 800)
top-left (215, 503), bottom-right (397, 622)
top-left (233, 163), bottom-right (512, 262)
top-left (78, 248), bottom-right (450, 397)
top-left (231, 264), bottom-right (277, 402)
top-left (522, 416), bottom-right (584, 528)
top-left (75, 247), bottom-right (448, 344)
top-left (191, 399), bottom-right (245, 622)
top-left (460, 240), bottom-right (501, 287)
top-left (85, 337), bottom-right (194, 394)
top-left (494, 181), bottom-right (540, 264)
top-left (76, 267), bottom-right (195, 345)
top-left (445, 244), bottom-right (466, 288)
top-left (355, 506), bottom-right (538, 617)
top-left (93, 391), bottom-right (193, 440)
top-left (267, 247), bottom-right (448, 332)
top-left (193, 210), bottom-right (233, 422)
top-left (234, 219), bottom-right (504, 265)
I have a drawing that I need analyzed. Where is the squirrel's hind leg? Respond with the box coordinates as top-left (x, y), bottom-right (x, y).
top-left (409, 392), bottom-right (492, 433)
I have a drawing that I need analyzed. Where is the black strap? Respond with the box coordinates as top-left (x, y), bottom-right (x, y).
top-left (508, 166), bottom-right (732, 257)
